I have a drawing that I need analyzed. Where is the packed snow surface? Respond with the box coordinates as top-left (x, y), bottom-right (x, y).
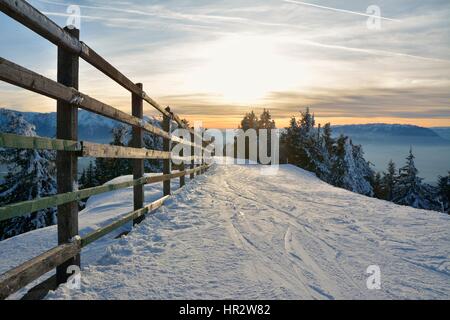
top-left (2, 162), bottom-right (449, 299)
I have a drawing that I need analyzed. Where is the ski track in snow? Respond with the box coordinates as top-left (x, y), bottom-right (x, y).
top-left (2, 161), bottom-right (449, 299)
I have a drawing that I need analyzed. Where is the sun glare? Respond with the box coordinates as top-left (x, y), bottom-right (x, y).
top-left (190, 35), bottom-right (308, 104)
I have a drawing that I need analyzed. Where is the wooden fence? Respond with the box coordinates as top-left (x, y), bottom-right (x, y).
top-left (0, 0), bottom-right (212, 299)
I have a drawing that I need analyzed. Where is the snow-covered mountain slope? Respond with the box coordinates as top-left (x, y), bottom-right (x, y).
top-left (432, 127), bottom-right (450, 141)
top-left (39, 162), bottom-right (450, 300)
top-left (0, 108), bottom-right (163, 143)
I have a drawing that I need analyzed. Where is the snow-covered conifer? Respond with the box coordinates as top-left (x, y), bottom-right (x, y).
top-left (392, 148), bottom-right (431, 209)
top-left (0, 111), bottom-right (57, 240)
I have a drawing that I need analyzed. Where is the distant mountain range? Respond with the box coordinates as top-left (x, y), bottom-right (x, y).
top-left (431, 127), bottom-right (450, 141)
top-left (332, 124), bottom-right (450, 145)
top-left (1, 108), bottom-right (449, 182)
top-left (330, 123), bottom-right (450, 183)
top-left (0, 108), bottom-right (162, 143)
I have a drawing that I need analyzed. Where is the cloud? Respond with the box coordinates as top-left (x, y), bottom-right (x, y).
top-left (1, 0), bottom-right (448, 128)
top-left (264, 86), bottom-right (450, 119)
top-left (283, 0), bottom-right (399, 21)
top-left (35, 0), bottom-right (313, 32)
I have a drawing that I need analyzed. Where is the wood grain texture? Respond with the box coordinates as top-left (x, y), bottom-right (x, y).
top-left (132, 83), bottom-right (145, 225)
top-left (0, 239), bottom-right (81, 300)
top-left (0, 57), bottom-right (172, 140)
top-left (56, 26), bottom-right (80, 284)
top-left (0, 133), bottom-right (81, 151)
top-left (82, 142), bottom-right (170, 159)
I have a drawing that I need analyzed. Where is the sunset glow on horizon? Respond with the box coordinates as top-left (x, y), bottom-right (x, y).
top-left (1, 0), bottom-right (449, 129)
top-left (183, 116), bottom-right (450, 130)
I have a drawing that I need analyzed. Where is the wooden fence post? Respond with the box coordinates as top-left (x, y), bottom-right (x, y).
top-left (180, 143), bottom-right (185, 187)
top-left (196, 139), bottom-right (201, 177)
top-left (201, 141), bottom-right (205, 174)
top-left (163, 108), bottom-right (172, 196)
top-left (190, 132), bottom-right (195, 180)
top-left (179, 125), bottom-right (185, 187)
top-left (132, 83), bottom-right (144, 225)
top-left (56, 27), bottom-right (80, 285)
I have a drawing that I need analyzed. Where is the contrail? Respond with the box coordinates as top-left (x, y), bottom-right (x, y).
top-left (36, 0), bottom-right (447, 63)
top-left (36, 0), bottom-right (251, 23)
top-left (36, 0), bottom-right (313, 30)
top-left (296, 39), bottom-right (450, 63)
top-left (283, 0), bottom-right (400, 22)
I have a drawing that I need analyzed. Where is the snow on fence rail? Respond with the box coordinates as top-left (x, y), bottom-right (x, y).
top-left (0, 0), bottom-right (212, 300)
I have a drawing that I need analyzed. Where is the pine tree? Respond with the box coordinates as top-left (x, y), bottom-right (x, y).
top-left (322, 123), bottom-right (334, 156)
top-left (240, 111), bottom-right (259, 131)
top-left (437, 172), bottom-right (450, 213)
top-left (236, 111), bottom-right (259, 161)
top-left (382, 160), bottom-right (397, 201)
top-left (257, 109), bottom-right (276, 161)
top-left (296, 108), bottom-right (316, 170)
top-left (79, 168), bottom-right (87, 189)
top-left (144, 131), bottom-right (163, 172)
top-left (280, 108), bottom-right (373, 196)
top-left (0, 113), bottom-right (57, 240)
top-left (299, 107), bottom-right (315, 133)
top-left (146, 116), bottom-right (164, 172)
top-left (280, 116), bottom-right (300, 164)
top-left (330, 138), bottom-right (374, 196)
top-left (111, 125), bottom-right (129, 146)
top-left (85, 161), bottom-right (98, 188)
top-left (94, 125), bottom-right (132, 185)
top-left (280, 111), bottom-right (314, 169)
top-left (331, 134), bottom-right (348, 188)
top-left (346, 142), bottom-right (374, 196)
top-left (372, 172), bottom-right (384, 199)
top-left (258, 109), bottom-right (276, 130)
top-left (392, 148), bottom-right (431, 209)
top-left (312, 122), bottom-right (333, 182)
top-left (307, 124), bottom-right (330, 181)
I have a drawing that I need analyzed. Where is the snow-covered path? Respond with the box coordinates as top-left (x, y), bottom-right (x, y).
top-left (46, 163), bottom-right (449, 300)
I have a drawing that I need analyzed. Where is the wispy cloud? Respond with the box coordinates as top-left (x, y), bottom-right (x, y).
top-left (283, 0), bottom-right (400, 22)
top-left (2, 0), bottom-right (449, 127)
top-left (36, 0), bottom-right (312, 31)
top-left (35, 0), bottom-right (448, 63)
top-left (292, 38), bottom-right (450, 63)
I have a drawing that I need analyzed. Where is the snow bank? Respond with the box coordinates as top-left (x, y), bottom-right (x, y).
top-left (39, 163), bottom-right (450, 300)
top-left (0, 173), bottom-right (188, 299)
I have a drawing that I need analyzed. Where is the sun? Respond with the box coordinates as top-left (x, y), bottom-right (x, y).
top-left (190, 34), bottom-right (307, 105)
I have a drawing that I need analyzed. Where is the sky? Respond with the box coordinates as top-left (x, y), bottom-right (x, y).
top-left (0, 0), bottom-right (449, 128)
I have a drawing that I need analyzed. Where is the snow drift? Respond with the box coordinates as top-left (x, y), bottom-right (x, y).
top-left (1, 162), bottom-right (449, 299)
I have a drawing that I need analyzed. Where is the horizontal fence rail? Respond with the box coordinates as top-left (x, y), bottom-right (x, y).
top-left (0, 132), bottom-right (205, 155)
top-left (0, 132), bottom-right (81, 151)
top-left (0, 0), bottom-right (194, 128)
top-left (81, 142), bottom-right (171, 159)
top-left (0, 164), bottom-right (209, 222)
top-left (0, 238), bottom-right (82, 300)
top-left (0, 58), bottom-right (201, 147)
top-left (0, 165), bottom-right (210, 300)
top-left (81, 195), bottom-right (171, 247)
top-left (0, 0), bottom-right (215, 300)
top-left (0, 58), bottom-right (172, 140)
